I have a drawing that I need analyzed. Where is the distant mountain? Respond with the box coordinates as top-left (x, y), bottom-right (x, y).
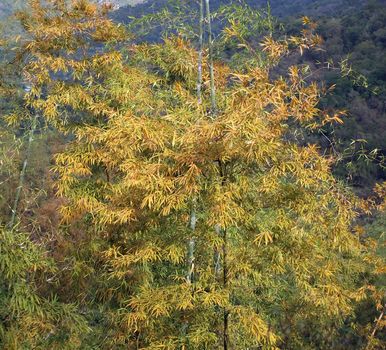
top-left (0, 0), bottom-right (25, 19)
top-left (112, 0), bottom-right (365, 22)
top-left (0, 0), bottom-right (372, 22)
top-left (0, 0), bottom-right (146, 21)
top-left (96, 0), bottom-right (146, 8)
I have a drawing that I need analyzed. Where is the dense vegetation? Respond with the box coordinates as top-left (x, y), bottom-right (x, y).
top-left (0, 1), bottom-right (385, 349)
top-left (113, 0), bottom-right (386, 191)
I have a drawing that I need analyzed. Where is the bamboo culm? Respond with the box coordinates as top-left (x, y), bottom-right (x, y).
top-left (222, 227), bottom-right (229, 350)
top-left (205, 0), bottom-right (216, 114)
top-left (186, 206), bottom-right (197, 283)
top-left (186, 0), bottom-right (205, 285)
top-left (8, 113), bottom-right (38, 229)
top-left (203, 2), bottom-right (229, 347)
top-left (197, 0), bottom-right (204, 105)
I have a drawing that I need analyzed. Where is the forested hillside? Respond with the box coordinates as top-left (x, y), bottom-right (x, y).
top-left (0, 0), bottom-right (142, 20)
top-left (113, 0), bottom-right (365, 18)
top-left (0, 1), bottom-right (25, 18)
top-left (0, 1), bottom-right (385, 349)
top-left (286, 0), bottom-right (386, 189)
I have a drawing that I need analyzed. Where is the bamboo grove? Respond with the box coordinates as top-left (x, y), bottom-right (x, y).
top-left (0, 0), bottom-right (385, 349)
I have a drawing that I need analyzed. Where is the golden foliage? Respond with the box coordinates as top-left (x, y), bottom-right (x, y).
top-left (14, 1), bottom-right (383, 349)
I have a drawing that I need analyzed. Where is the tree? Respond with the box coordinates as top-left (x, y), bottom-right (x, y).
top-left (15, 1), bottom-right (383, 349)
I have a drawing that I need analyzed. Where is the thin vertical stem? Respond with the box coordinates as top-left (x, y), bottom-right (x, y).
top-left (203, 2), bottom-right (227, 347)
top-left (266, 1), bottom-right (274, 36)
top-left (214, 224), bottom-right (221, 277)
top-left (8, 113), bottom-right (38, 229)
top-left (205, 0), bottom-right (216, 114)
top-left (222, 227), bottom-right (229, 350)
top-left (197, 0), bottom-right (204, 105)
top-left (364, 305), bottom-right (385, 350)
top-left (216, 160), bottom-right (229, 350)
top-left (186, 0), bottom-right (204, 285)
top-left (204, 0), bottom-right (222, 283)
top-left (186, 201), bottom-right (197, 283)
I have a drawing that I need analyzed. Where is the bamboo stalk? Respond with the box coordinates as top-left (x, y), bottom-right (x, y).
top-left (205, 0), bottom-right (216, 114)
top-left (203, 0), bottom-right (222, 281)
top-left (365, 305), bottom-right (385, 350)
top-left (222, 226), bottom-right (229, 350)
top-left (8, 113), bottom-right (38, 229)
top-left (197, 0), bottom-right (204, 105)
top-left (203, 2), bottom-right (229, 347)
top-left (186, 0), bottom-right (204, 285)
top-left (186, 204), bottom-right (197, 283)
top-left (214, 224), bottom-right (221, 277)
top-left (217, 160), bottom-right (229, 350)
top-left (199, 2), bottom-right (229, 346)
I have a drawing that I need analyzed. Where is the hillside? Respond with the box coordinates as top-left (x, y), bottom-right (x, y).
top-left (113, 0), bottom-right (365, 20)
top-left (0, 0), bottom-right (368, 21)
top-left (0, 0), bottom-right (144, 20)
top-left (96, 0), bottom-right (146, 8)
top-left (0, 0), bottom-right (25, 19)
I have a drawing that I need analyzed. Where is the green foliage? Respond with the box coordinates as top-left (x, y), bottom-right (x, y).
top-left (0, 131), bottom-right (21, 220)
top-left (0, 227), bottom-right (89, 349)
